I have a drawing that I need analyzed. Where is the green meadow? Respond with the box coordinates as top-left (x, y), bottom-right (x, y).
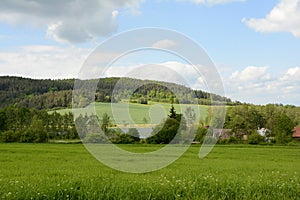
top-left (0, 144), bottom-right (299, 199)
top-left (57, 102), bottom-right (209, 125)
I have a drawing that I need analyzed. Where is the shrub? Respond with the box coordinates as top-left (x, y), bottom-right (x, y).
top-left (194, 127), bottom-right (207, 143)
top-left (248, 132), bottom-right (265, 144)
top-left (83, 132), bottom-right (108, 143)
top-left (0, 131), bottom-right (20, 142)
top-left (127, 128), bottom-right (140, 143)
top-left (146, 118), bottom-right (180, 144)
top-left (115, 134), bottom-right (135, 144)
top-left (227, 136), bottom-right (238, 144)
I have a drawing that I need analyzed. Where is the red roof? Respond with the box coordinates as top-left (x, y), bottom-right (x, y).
top-left (292, 127), bottom-right (300, 138)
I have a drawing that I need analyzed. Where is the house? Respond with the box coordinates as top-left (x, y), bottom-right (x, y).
top-left (292, 127), bottom-right (300, 138)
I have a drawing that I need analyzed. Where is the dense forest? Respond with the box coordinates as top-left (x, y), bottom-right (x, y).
top-left (0, 76), bottom-right (74, 109)
top-left (0, 76), bottom-right (236, 109)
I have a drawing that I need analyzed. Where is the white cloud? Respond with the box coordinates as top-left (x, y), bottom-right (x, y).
top-left (0, 0), bottom-right (142, 43)
top-left (274, 67), bottom-right (300, 97)
top-left (265, 67), bottom-right (300, 103)
top-left (152, 40), bottom-right (177, 49)
top-left (0, 45), bottom-right (90, 79)
top-left (177, 0), bottom-right (245, 6)
top-left (105, 61), bottom-right (195, 84)
top-left (230, 66), bottom-right (269, 82)
top-left (243, 0), bottom-right (300, 38)
top-left (280, 66), bottom-right (300, 81)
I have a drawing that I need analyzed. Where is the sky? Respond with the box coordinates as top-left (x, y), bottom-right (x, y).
top-left (0, 0), bottom-right (299, 106)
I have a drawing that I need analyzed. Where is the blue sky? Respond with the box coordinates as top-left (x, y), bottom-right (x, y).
top-left (0, 0), bottom-right (299, 105)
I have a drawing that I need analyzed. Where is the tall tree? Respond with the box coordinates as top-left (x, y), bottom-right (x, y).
top-left (169, 104), bottom-right (177, 119)
top-left (0, 109), bottom-right (7, 132)
top-left (101, 113), bottom-right (110, 134)
top-left (74, 114), bottom-right (88, 138)
top-left (273, 114), bottom-right (294, 144)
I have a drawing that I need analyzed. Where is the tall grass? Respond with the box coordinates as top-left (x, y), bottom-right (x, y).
top-left (0, 144), bottom-right (299, 199)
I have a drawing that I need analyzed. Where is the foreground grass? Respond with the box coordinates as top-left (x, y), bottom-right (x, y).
top-left (0, 144), bottom-right (299, 199)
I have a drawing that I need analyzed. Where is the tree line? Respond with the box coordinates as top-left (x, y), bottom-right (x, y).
top-left (0, 105), bottom-right (190, 144)
top-left (0, 106), bottom-right (77, 142)
top-left (0, 103), bottom-right (298, 144)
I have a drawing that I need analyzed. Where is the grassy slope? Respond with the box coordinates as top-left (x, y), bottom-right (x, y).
top-left (56, 102), bottom-right (209, 125)
top-left (0, 144), bottom-right (299, 199)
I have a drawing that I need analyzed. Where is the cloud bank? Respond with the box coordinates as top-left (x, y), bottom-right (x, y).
top-left (225, 65), bottom-right (300, 105)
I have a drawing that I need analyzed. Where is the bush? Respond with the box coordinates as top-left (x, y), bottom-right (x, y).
top-left (20, 129), bottom-right (48, 143)
top-left (146, 118), bottom-right (180, 144)
top-left (248, 132), bottom-right (265, 144)
top-left (116, 134), bottom-right (135, 144)
top-left (19, 115), bottom-right (48, 143)
top-left (194, 127), bottom-right (207, 143)
top-left (227, 136), bottom-right (238, 144)
top-left (0, 131), bottom-right (20, 142)
top-left (83, 132), bottom-right (108, 143)
top-left (127, 128), bottom-right (140, 143)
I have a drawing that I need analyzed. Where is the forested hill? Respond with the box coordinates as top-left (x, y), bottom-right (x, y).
top-left (0, 76), bottom-right (236, 109)
top-left (0, 76), bottom-right (74, 109)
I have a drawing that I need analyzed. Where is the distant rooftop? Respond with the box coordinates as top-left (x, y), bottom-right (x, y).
top-left (292, 127), bottom-right (300, 138)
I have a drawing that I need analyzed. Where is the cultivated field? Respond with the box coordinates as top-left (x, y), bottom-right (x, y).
top-left (56, 102), bottom-right (209, 125)
top-left (0, 144), bottom-right (299, 199)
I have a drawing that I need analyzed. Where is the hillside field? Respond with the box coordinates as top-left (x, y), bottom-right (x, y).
top-left (56, 102), bottom-right (209, 125)
top-left (0, 144), bottom-right (299, 199)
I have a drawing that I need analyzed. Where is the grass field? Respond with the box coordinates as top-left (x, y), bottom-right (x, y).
top-left (57, 102), bottom-right (208, 125)
top-left (0, 144), bottom-right (299, 199)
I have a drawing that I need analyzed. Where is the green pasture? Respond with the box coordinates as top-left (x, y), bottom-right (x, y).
top-left (0, 144), bottom-right (299, 199)
top-left (56, 102), bottom-right (208, 125)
